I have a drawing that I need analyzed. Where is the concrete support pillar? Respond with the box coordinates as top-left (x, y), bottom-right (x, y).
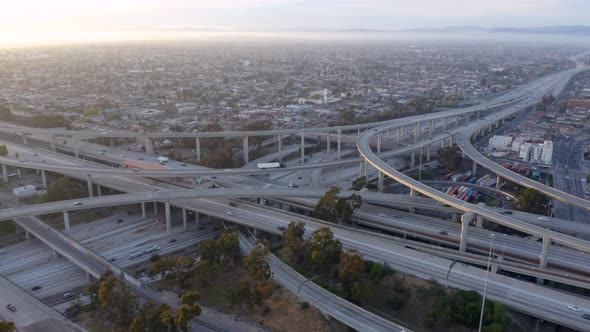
top-left (414, 122), bottom-right (421, 143)
top-left (300, 132), bottom-right (305, 164)
top-left (64, 211), bottom-right (71, 232)
top-left (86, 272), bottom-right (92, 282)
top-left (400, 125), bottom-right (405, 142)
top-left (477, 111), bottom-right (480, 120)
top-left (337, 129), bottom-right (342, 160)
top-left (359, 162), bottom-right (363, 177)
top-left (326, 132), bottom-right (331, 154)
top-left (165, 202), bottom-right (171, 234)
top-left (472, 162), bottom-right (477, 176)
top-left (410, 188), bottom-right (416, 197)
top-left (243, 136), bottom-right (249, 164)
top-left (196, 212), bottom-right (200, 226)
top-left (364, 159), bottom-right (368, 177)
top-left (49, 134), bottom-right (56, 151)
top-left (195, 137), bottom-right (201, 162)
top-left (17, 169), bottom-right (21, 179)
top-left (430, 119), bottom-right (435, 138)
top-left (141, 202), bottom-right (146, 218)
top-left (396, 127), bottom-right (401, 143)
top-left (496, 175), bottom-right (502, 189)
top-left (386, 128), bottom-right (391, 139)
top-left (377, 132), bottom-right (382, 153)
top-left (426, 146), bottom-right (431, 161)
top-left (41, 170), bottom-right (47, 188)
top-left (25, 230), bottom-right (31, 240)
top-left (22, 134), bottom-right (27, 145)
top-left (74, 140), bottom-right (79, 158)
top-left (410, 151), bottom-right (415, 167)
top-left (86, 174), bottom-right (93, 198)
top-left (378, 171), bottom-right (384, 193)
top-left (441, 138), bottom-right (445, 149)
top-left (443, 117), bottom-right (448, 131)
top-left (182, 208), bottom-right (187, 230)
top-left (154, 202), bottom-right (158, 214)
top-left (97, 185), bottom-right (102, 197)
top-left (460, 215), bottom-right (470, 252)
top-left (2, 164), bottom-right (8, 183)
top-left (110, 137), bottom-right (115, 148)
top-left (539, 235), bottom-right (551, 269)
top-left (145, 137), bottom-right (153, 156)
top-left (336, 166), bottom-right (340, 188)
top-left (449, 135), bottom-right (453, 147)
top-left (357, 128), bottom-right (360, 138)
top-left (476, 215), bottom-right (484, 228)
top-left (452, 213), bottom-right (459, 222)
top-left (277, 135), bottom-right (282, 162)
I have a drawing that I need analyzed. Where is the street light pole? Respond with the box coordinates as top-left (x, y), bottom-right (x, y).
top-left (479, 233), bottom-right (495, 332)
top-left (419, 128), bottom-right (426, 182)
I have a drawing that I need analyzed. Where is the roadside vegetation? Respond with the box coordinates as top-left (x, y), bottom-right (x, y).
top-left (274, 221), bottom-right (519, 332)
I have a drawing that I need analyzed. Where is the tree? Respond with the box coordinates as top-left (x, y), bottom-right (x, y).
top-left (351, 176), bottom-right (367, 191)
top-left (0, 321), bottom-right (15, 332)
top-left (514, 188), bottom-right (549, 215)
top-left (339, 249), bottom-right (364, 291)
top-left (43, 177), bottom-right (86, 202)
top-left (0, 144), bottom-right (7, 156)
top-left (244, 242), bottom-right (271, 284)
top-left (314, 187), bottom-right (363, 224)
top-left (193, 259), bottom-right (219, 286)
top-left (283, 221), bottom-right (306, 254)
top-left (308, 227), bottom-right (342, 271)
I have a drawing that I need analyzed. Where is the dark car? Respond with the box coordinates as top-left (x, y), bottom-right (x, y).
top-left (277, 225), bottom-right (286, 231)
top-left (169, 238), bottom-right (177, 243)
top-left (6, 304), bottom-right (16, 312)
top-left (583, 314), bottom-right (590, 320)
top-left (504, 211), bottom-right (513, 215)
top-left (31, 286), bottom-right (42, 291)
top-left (229, 202), bottom-right (237, 207)
top-left (117, 219), bottom-right (123, 223)
top-left (439, 230), bottom-right (448, 236)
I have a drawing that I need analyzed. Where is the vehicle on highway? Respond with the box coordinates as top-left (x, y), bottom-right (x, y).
top-left (0, 249), bottom-right (5, 254)
top-left (143, 245), bottom-right (161, 254)
top-left (257, 162), bottom-right (286, 169)
top-left (31, 285), bottom-right (42, 291)
top-left (63, 292), bottom-right (75, 299)
top-left (6, 304), bottom-right (16, 312)
top-left (568, 304), bottom-right (581, 312)
top-left (504, 211), bottom-right (513, 215)
top-left (583, 313), bottom-right (590, 320)
top-left (73, 201), bottom-right (82, 206)
top-left (117, 219), bottom-right (123, 224)
top-left (132, 168), bottom-right (140, 172)
top-left (439, 230), bottom-right (448, 236)
top-left (538, 217), bottom-right (549, 221)
top-left (377, 213), bottom-right (387, 217)
top-left (264, 183), bottom-right (272, 188)
top-left (277, 225), bottom-right (286, 231)
top-left (288, 181), bottom-right (299, 188)
top-left (110, 258), bottom-right (117, 262)
top-left (128, 252), bottom-right (143, 259)
top-left (169, 238), bottom-right (177, 243)
top-left (226, 211), bottom-right (235, 216)
top-left (228, 202), bottom-right (237, 207)
top-left (242, 230), bottom-right (250, 238)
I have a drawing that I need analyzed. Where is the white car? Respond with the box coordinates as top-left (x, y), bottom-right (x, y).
top-left (377, 213), bottom-right (387, 217)
top-left (538, 217), bottom-right (549, 221)
top-left (264, 183), bottom-right (272, 188)
top-left (568, 304), bottom-right (580, 312)
top-left (226, 211), bottom-right (235, 216)
top-left (73, 201), bottom-right (82, 206)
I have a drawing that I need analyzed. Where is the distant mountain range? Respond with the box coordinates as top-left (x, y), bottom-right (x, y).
top-left (282, 26), bottom-right (590, 35)
top-left (402, 25), bottom-right (590, 34)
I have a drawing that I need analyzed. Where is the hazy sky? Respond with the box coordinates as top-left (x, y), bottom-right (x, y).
top-left (1, 0), bottom-right (589, 32)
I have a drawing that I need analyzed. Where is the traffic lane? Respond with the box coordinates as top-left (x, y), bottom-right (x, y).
top-left (0, 276), bottom-right (77, 332)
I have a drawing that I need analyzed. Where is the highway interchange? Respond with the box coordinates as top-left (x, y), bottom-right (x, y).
top-left (1, 58), bottom-right (590, 330)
